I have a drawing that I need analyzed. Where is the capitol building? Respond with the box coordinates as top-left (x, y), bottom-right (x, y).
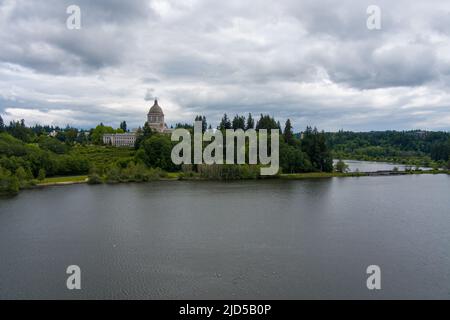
top-left (103, 99), bottom-right (172, 147)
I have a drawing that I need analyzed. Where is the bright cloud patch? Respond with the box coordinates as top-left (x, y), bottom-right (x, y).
top-left (0, 0), bottom-right (450, 131)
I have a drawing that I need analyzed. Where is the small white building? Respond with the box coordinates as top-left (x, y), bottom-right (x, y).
top-left (103, 132), bottom-right (136, 147)
top-left (49, 130), bottom-right (58, 137)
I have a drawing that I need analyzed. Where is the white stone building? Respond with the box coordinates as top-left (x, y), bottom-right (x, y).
top-left (102, 99), bottom-right (171, 147)
top-left (103, 132), bottom-right (136, 147)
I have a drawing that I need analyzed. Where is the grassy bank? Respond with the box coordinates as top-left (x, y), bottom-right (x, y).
top-left (37, 175), bottom-right (88, 185)
top-left (166, 172), bottom-right (182, 180)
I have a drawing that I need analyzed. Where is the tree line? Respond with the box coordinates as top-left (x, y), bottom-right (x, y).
top-left (326, 130), bottom-right (450, 168)
top-left (0, 113), bottom-right (333, 195)
top-left (140, 113), bottom-right (333, 175)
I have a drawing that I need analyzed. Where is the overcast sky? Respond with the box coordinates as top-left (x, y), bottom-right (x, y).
top-left (1, 0), bottom-right (450, 131)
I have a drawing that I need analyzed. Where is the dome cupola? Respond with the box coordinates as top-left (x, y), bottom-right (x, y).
top-left (147, 99), bottom-right (165, 132)
top-left (148, 99), bottom-right (164, 116)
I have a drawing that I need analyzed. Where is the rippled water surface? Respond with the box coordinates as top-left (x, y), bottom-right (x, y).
top-left (1, 175), bottom-right (449, 299)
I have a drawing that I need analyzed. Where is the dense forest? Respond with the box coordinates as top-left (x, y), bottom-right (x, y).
top-left (173, 114), bottom-right (333, 175)
top-left (3, 112), bottom-right (449, 196)
top-left (326, 130), bottom-right (450, 168)
top-left (0, 113), bottom-right (332, 195)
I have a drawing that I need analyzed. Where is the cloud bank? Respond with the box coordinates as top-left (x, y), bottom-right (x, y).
top-left (1, 0), bottom-right (450, 131)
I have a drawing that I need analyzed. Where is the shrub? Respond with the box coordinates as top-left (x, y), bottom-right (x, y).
top-left (334, 159), bottom-right (349, 173)
top-left (137, 134), bottom-right (179, 171)
top-left (38, 136), bottom-right (69, 154)
top-left (37, 168), bottom-right (46, 181)
top-left (104, 166), bottom-right (121, 183)
top-left (87, 173), bottom-right (102, 184)
top-left (0, 167), bottom-right (20, 195)
top-left (197, 164), bottom-right (260, 180)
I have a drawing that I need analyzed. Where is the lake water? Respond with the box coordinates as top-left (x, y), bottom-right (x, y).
top-left (0, 174), bottom-right (450, 299)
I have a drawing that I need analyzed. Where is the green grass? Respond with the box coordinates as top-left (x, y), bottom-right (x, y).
top-left (166, 172), bottom-right (182, 179)
top-left (38, 175), bottom-right (88, 184)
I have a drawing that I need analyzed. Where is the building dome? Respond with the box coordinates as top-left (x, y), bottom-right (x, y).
top-left (148, 99), bottom-right (164, 115)
top-left (147, 99), bottom-right (165, 132)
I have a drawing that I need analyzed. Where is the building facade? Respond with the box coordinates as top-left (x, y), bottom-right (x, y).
top-left (102, 99), bottom-right (171, 147)
top-left (103, 132), bottom-right (136, 147)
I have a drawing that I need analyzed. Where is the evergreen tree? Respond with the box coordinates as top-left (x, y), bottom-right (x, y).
top-left (134, 122), bottom-right (153, 149)
top-left (202, 116), bottom-right (207, 133)
top-left (200, 116), bottom-right (207, 132)
top-left (301, 127), bottom-right (333, 172)
top-left (0, 115), bottom-right (4, 132)
top-left (218, 113), bottom-right (232, 130)
top-left (120, 121), bottom-right (127, 132)
top-left (7, 120), bottom-right (35, 142)
top-left (283, 119), bottom-right (294, 145)
top-left (194, 115), bottom-right (207, 132)
top-left (256, 114), bottom-right (279, 130)
top-left (175, 123), bottom-right (194, 130)
top-left (246, 113), bottom-right (255, 129)
top-left (232, 115), bottom-right (245, 130)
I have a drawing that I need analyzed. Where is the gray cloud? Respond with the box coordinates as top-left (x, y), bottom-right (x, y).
top-left (0, 0), bottom-right (153, 74)
top-left (144, 88), bottom-right (155, 101)
top-left (1, 0), bottom-right (450, 130)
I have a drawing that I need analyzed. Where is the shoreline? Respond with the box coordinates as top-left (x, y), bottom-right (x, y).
top-left (34, 169), bottom-right (449, 186)
top-left (35, 179), bottom-right (89, 187)
top-left (2, 169), bottom-right (447, 197)
top-left (333, 157), bottom-right (438, 168)
top-left (35, 175), bottom-right (89, 187)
